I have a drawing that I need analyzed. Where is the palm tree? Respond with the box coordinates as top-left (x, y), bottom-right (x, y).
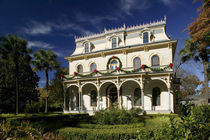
top-left (33, 49), bottom-right (60, 113)
top-left (0, 35), bottom-right (31, 114)
top-left (180, 38), bottom-right (209, 103)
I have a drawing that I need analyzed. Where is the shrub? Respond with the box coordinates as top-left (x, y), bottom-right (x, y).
top-left (94, 107), bottom-right (143, 125)
top-left (0, 121), bottom-right (42, 140)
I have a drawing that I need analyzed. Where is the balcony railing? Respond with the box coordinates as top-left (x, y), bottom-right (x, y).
top-left (64, 65), bottom-right (172, 80)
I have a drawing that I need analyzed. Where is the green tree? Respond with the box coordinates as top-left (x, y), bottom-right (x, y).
top-left (33, 50), bottom-right (60, 113)
top-left (49, 67), bottom-right (68, 111)
top-left (0, 35), bottom-right (32, 114)
top-left (182, 0), bottom-right (210, 103)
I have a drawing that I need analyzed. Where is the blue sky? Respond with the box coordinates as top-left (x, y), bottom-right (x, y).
top-left (0, 0), bottom-right (203, 87)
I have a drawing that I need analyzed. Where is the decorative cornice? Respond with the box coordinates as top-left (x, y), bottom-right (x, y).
top-left (75, 17), bottom-right (166, 42)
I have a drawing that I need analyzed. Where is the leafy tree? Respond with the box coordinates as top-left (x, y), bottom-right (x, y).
top-left (180, 74), bottom-right (201, 98)
top-left (48, 67), bottom-right (68, 111)
top-left (182, 0), bottom-right (210, 103)
top-left (33, 50), bottom-right (60, 113)
top-left (0, 35), bottom-right (32, 114)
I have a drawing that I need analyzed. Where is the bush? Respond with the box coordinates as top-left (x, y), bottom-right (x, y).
top-left (0, 121), bottom-right (42, 140)
top-left (94, 107), bottom-right (143, 125)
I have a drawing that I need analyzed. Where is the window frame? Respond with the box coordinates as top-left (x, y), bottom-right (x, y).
top-left (77, 64), bottom-right (83, 73)
top-left (151, 55), bottom-right (160, 67)
top-left (111, 37), bottom-right (117, 49)
top-left (110, 60), bottom-right (118, 70)
top-left (143, 32), bottom-right (149, 43)
top-left (85, 43), bottom-right (89, 53)
top-left (133, 57), bottom-right (141, 70)
top-left (90, 63), bottom-right (97, 72)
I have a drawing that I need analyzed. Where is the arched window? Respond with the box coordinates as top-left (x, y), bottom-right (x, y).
top-left (90, 90), bottom-right (97, 106)
top-left (90, 63), bottom-right (97, 72)
top-left (110, 60), bottom-right (118, 70)
top-left (152, 87), bottom-right (160, 106)
top-left (143, 32), bottom-right (149, 43)
top-left (112, 38), bottom-right (117, 48)
top-left (134, 88), bottom-right (141, 106)
top-left (85, 43), bottom-right (89, 53)
top-left (77, 64), bottom-right (83, 73)
top-left (152, 55), bottom-right (160, 67)
top-left (133, 57), bottom-right (141, 69)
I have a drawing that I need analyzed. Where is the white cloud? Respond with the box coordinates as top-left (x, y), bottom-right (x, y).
top-left (119, 0), bottom-right (150, 15)
top-left (22, 21), bottom-right (52, 35)
top-left (27, 41), bottom-right (55, 49)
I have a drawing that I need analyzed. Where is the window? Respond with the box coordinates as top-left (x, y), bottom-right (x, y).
top-left (133, 57), bottom-right (141, 69)
top-left (90, 63), bottom-right (97, 72)
top-left (112, 38), bottom-right (117, 48)
top-left (90, 90), bottom-right (97, 106)
top-left (110, 60), bottom-right (118, 70)
top-left (151, 55), bottom-right (160, 67)
top-left (85, 43), bottom-right (89, 53)
top-left (143, 32), bottom-right (149, 43)
top-left (77, 64), bottom-right (83, 73)
top-left (134, 88), bottom-right (141, 106)
top-left (152, 87), bottom-right (160, 106)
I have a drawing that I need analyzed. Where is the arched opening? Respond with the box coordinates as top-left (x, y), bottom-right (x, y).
top-left (82, 83), bottom-right (98, 110)
top-left (99, 82), bottom-right (118, 108)
top-left (67, 85), bottom-right (79, 111)
top-left (120, 80), bottom-right (141, 109)
top-left (77, 64), bottom-right (83, 73)
top-left (110, 60), bottom-right (118, 70)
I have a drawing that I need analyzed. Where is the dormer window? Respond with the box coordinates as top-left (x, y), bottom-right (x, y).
top-left (85, 43), bottom-right (89, 53)
top-left (143, 32), bottom-right (149, 43)
top-left (112, 38), bottom-right (117, 48)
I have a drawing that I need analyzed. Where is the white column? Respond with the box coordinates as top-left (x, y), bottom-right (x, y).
top-left (117, 88), bottom-right (121, 108)
top-left (168, 88), bottom-right (171, 111)
top-left (63, 86), bottom-right (66, 112)
top-left (97, 87), bottom-right (100, 110)
top-left (141, 89), bottom-right (144, 110)
top-left (69, 90), bottom-right (71, 111)
top-left (78, 88), bottom-right (80, 112)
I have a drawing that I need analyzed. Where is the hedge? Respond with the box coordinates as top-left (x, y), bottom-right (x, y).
top-left (58, 127), bottom-right (155, 140)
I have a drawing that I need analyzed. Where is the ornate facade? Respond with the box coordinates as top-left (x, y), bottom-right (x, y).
top-left (63, 17), bottom-right (177, 114)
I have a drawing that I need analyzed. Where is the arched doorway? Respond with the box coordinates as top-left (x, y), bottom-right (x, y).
top-left (107, 84), bottom-right (118, 107)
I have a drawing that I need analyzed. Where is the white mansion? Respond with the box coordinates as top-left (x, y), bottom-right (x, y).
top-left (63, 17), bottom-right (177, 114)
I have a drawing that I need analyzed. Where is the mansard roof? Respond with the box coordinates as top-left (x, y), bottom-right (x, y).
top-left (75, 17), bottom-right (167, 42)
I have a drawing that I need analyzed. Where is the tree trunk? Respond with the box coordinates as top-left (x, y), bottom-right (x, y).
top-left (15, 63), bottom-right (19, 114)
top-left (45, 70), bottom-right (48, 113)
top-left (203, 60), bottom-right (209, 104)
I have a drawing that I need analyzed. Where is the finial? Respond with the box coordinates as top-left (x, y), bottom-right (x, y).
top-left (164, 16), bottom-right (166, 21)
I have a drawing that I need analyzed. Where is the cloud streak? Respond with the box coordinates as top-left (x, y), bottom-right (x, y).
top-left (27, 41), bottom-right (55, 49)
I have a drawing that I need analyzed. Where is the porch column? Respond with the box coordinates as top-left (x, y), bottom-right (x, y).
top-left (69, 89), bottom-right (71, 111)
top-left (168, 88), bottom-right (171, 111)
top-left (141, 89), bottom-right (144, 110)
top-left (97, 87), bottom-right (100, 110)
top-left (63, 85), bottom-right (66, 112)
top-left (117, 88), bottom-right (121, 108)
top-left (79, 87), bottom-right (83, 111)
